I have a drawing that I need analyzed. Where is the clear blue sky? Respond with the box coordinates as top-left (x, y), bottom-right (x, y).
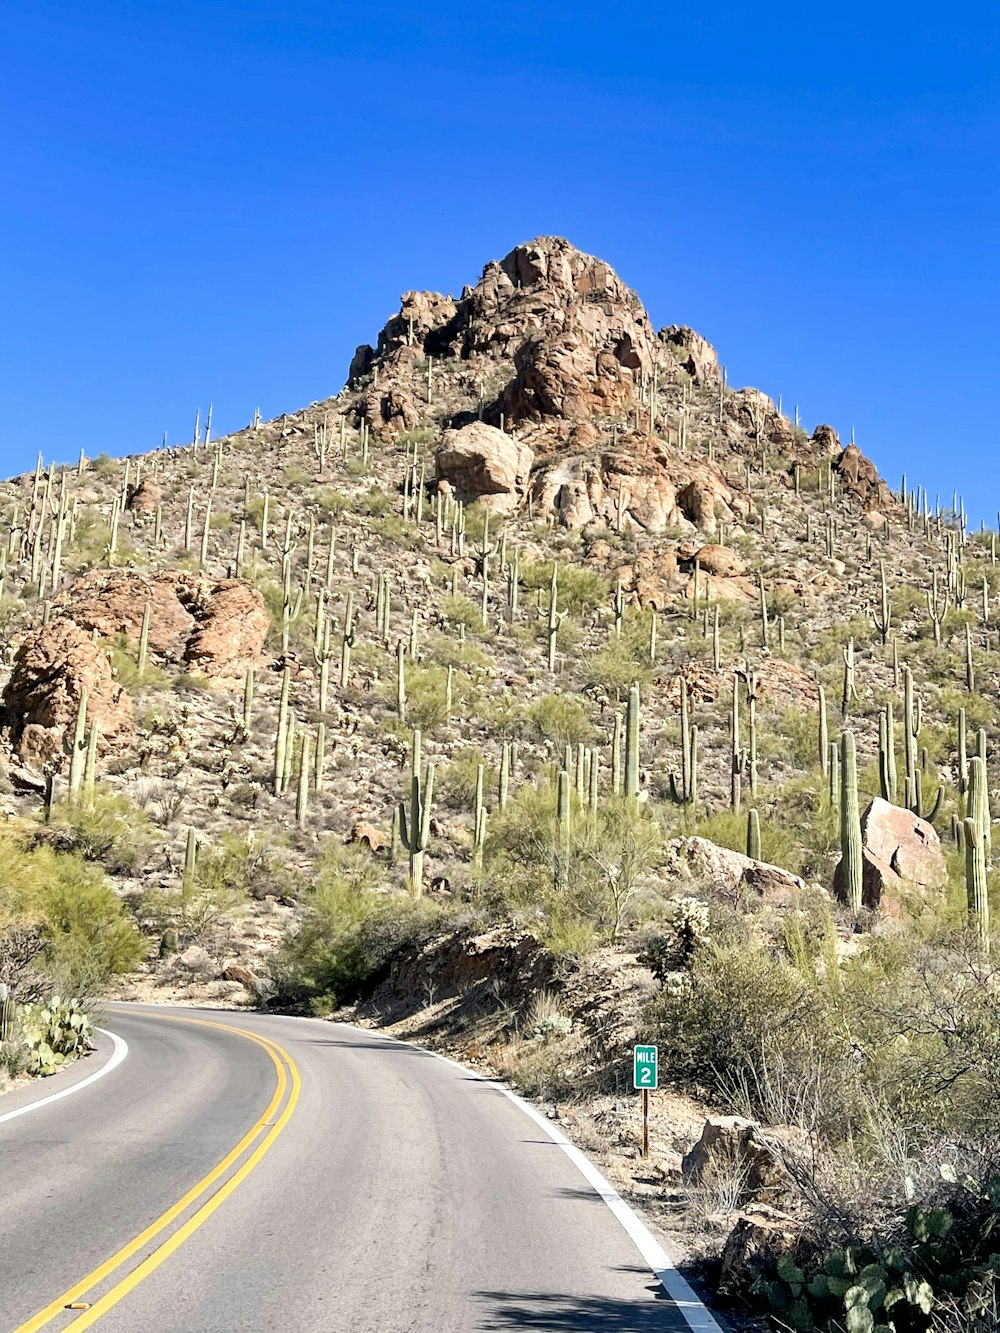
top-left (4, 3), bottom-right (999, 518)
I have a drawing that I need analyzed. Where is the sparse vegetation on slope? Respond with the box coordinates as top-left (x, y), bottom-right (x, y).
top-left (2, 235), bottom-right (1000, 1325)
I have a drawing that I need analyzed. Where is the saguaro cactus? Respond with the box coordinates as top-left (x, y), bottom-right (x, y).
top-left (625, 684), bottom-right (640, 802)
top-left (746, 808), bottom-right (761, 860)
top-left (839, 731), bottom-right (863, 916)
top-left (67, 687), bottom-right (89, 801)
top-left (964, 815), bottom-right (990, 956)
top-left (399, 729), bottom-right (434, 895)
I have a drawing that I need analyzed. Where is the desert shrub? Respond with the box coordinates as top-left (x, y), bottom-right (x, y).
top-left (437, 749), bottom-right (496, 812)
top-left (581, 621), bottom-right (656, 694)
top-left (0, 830), bottom-right (145, 993)
top-left (103, 635), bottom-right (170, 692)
top-left (693, 802), bottom-right (801, 876)
top-left (314, 489), bottom-right (352, 518)
top-left (519, 560), bottom-right (610, 617)
top-left (274, 854), bottom-right (443, 1011)
top-left (89, 453), bottom-right (120, 478)
top-left (354, 487), bottom-right (390, 517)
top-left (402, 662), bottom-right (473, 732)
top-left (440, 593), bottom-right (482, 630)
top-left (482, 782), bottom-right (661, 946)
top-left (520, 694), bottom-right (593, 748)
top-left (46, 792), bottom-right (149, 874)
top-left (141, 833), bottom-right (263, 943)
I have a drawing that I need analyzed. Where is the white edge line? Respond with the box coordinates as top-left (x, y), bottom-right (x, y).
top-left (350, 1024), bottom-right (726, 1333)
top-left (0, 1027), bottom-right (128, 1126)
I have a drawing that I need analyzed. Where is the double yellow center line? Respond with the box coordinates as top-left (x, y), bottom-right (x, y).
top-left (13, 1013), bottom-right (301, 1331)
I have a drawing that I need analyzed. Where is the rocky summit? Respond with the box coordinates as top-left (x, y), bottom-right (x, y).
top-left (1, 235), bottom-right (997, 1318)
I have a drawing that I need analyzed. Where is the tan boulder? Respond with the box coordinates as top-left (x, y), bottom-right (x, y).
top-left (690, 544), bottom-right (746, 578)
top-left (683, 1116), bottom-right (806, 1206)
top-left (126, 478), bottom-right (162, 513)
top-left (347, 820), bottom-right (384, 853)
top-left (184, 581), bottom-right (269, 681)
top-left (2, 618), bottom-right (134, 767)
top-left (862, 798), bottom-right (947, 888)
top-left (56, 569), bottom-right (196, 660)
top-left (436, 423), bottom-right (533, 514)
top-left (835, 798), bottom-right (946, 910)
top-left (664, 837), bottom-right (805, 903)
top-left (832, 444), bottom-right (893, 511)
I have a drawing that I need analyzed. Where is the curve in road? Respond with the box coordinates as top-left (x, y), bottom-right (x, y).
top-left (1, 1005), bottom-right (726, 1333)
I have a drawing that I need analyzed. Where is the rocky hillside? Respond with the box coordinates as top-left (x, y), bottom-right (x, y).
top-left (0, 235), bottom-right (985, 983)
top-left (5, 234), bottom-right (1000, 1321)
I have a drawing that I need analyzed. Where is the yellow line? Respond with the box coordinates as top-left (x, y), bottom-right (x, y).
top-left (13, 1014), bottom-right (300, 1333)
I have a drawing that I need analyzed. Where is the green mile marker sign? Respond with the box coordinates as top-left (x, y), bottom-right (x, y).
top-left (633, 1044), bottom-right (658, 1089)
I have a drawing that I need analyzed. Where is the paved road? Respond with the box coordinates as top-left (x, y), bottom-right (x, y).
top-left (0, 1005), bottom-right (716, 1332)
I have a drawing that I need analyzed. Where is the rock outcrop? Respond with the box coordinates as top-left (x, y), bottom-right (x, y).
top-left (183, 580), bottom-right (270, 681)
top-left (436, 423), bottom-right (533, 514)
top-left (52, 570), bottom-right (269, 682)
top-left (833, 443), bottom-right (892, 511)
top-left (2, 619), bottom-right (134, 766)
top-left (835, 798), bottom-right (947, 910)
top-left (531, 436), bottom-right (748, 536)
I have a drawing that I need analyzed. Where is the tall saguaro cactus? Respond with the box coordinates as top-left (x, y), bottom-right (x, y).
top-left (964, 814), bottom-right (990, 957)
top-left (399, 729), bottom-right (434, 895)
top-left (624, 684), bottom-right (640, 802)
top-left (839, 730), bottom-right (863, 916)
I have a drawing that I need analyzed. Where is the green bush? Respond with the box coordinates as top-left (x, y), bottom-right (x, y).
top-left (1, 829), bottom-right (145, 993)
top-left (519, 560), bottom-right (610, 616)
top-left (521, 694), bottom-right (593, 748)
top-left (274, 848), bottom-right (443, 1011)
top-left (46, 793), bottom-right (149, 875)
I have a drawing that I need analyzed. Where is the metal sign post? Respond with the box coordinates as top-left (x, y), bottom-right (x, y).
top-left (633, 1045), bottom-right (658, 1159)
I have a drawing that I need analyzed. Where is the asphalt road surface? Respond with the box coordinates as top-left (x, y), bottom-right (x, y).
top-left (0, 1004), bottom-right (721, 1332)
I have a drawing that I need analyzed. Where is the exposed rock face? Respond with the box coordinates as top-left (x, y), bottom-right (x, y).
top-left (833, 443), bottom-right (892, 511)
top-left (346, 234), bottom-right (854, 530)
top-left (58, 570), bottom-right (196, 659)
top-left (720, 1205), bottom-right (801, 1290)
top-left (660, 325), bottom-right (721, 384)
top-left (436, 423), bottom-right (534, 514)
top-left (126, 478), bottom-right (161, 513)
top-left (364, 923), bottom-right (555, 1023)
top-left (531, 436), bottom-right (748, 536)
top-left (664, 837), bottom-right (805, 907)
top-left (811, 424), bottom-right (841, 457)
top-left (2, 619), bottom-right (135, 767)
top-left (835, 798), bottom-right (946, 910)
top-left (184, 580), bottom-right (270, 681)
top-left (53, 570), bottom-right (269, 682)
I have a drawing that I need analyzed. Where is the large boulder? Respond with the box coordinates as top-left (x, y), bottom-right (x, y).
top-left (2, 619), bottom-right (134, 767)
top-left (663, 837), bottom-right (805, 908)
top-left (57, 569), bottom-right (196, 660)
top-left (53, 570), bottom-right (269, 682)
top-left (436, 423), bottom-right (534, 514)
top-left (659, 324), bottom-right (721, 384)
top-left (532, 436), bottom-right (747, 536)
top-left (184, 580), bottom-right (270, 681)
top-left (832, 444), bottom-right (893, 511)
top-left (683, 1116), bottom-right (806, 1206)
top-left (835, 798), bottom-right (946, 911)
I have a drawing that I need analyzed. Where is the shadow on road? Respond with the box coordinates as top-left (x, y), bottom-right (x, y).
top-left (474, 1285), bottom-right (695, 1330)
